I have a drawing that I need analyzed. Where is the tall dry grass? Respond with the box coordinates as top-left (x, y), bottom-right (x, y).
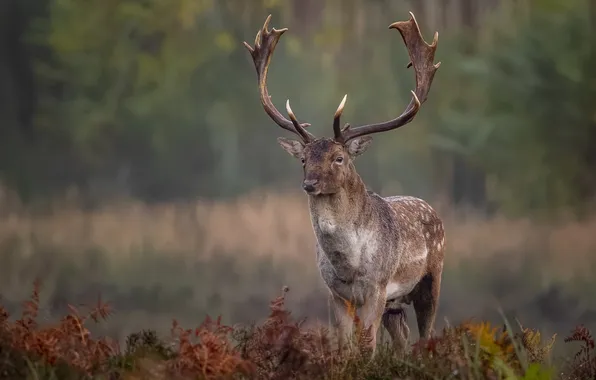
top-left (1, 184), bottom-right (595, 280)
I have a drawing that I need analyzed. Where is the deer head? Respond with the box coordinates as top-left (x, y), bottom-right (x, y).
top-left (244, 13), bottom-right (440, 196)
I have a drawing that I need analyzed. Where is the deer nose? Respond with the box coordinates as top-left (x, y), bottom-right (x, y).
top-left (302, 179), bottom-right (319, 193)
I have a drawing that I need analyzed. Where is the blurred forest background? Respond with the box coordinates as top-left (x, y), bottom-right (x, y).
top-left (1, 0), bottom-right (595, 357)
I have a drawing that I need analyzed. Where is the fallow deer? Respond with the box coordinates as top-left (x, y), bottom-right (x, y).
top-left (243, 12), bottom-right (444, 354)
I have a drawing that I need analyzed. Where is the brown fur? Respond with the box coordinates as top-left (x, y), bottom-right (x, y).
top-left (244, 12), bottom-right (443, 356)
top-left (278, 137), bottom-right (445, 355)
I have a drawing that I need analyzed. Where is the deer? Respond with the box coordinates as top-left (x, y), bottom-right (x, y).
top-left (243, 12), bottom-right (444, 355)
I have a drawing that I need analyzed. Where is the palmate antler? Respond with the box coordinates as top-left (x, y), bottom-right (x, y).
top-left (244, 12), bottom-right (440, 144)
top-left (243, 15), bottom-right (314, 143)
top-left (333, 12), bottom-right (441, 143)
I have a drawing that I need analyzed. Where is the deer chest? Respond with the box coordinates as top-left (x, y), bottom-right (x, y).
top-left (315, 228), bottom-right (381, 297)
top-left (316, 226), bottom-right (378, 270)
top-left (316, 249), bottom-right (375, 307)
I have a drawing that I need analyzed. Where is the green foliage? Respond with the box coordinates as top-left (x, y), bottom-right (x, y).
top-left (1, 0), bottom-right (596, 214)
top-left (431, 0), bottom-right (596, 216)
top-left (31, 0), bottom-right (228, 199)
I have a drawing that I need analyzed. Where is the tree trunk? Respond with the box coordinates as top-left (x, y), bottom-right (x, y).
top-left (460, 0), bottom-right (476, 30)
top-left (447, 0), bottom-right (488, 212)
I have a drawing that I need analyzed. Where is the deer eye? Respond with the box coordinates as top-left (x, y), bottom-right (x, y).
top-left (335, 156), bottom-right (344, 164)
top-left (301, 158), bottom-right (305, 165)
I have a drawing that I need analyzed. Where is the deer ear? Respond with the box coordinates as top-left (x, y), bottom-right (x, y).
top-left (277, 137), bottom-right (304, 159)
top-left (346, 136), bottom-right (373, 157)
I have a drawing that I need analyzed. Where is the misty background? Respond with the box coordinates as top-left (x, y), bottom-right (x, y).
top-left (1, 0), bottom-right (595, 358)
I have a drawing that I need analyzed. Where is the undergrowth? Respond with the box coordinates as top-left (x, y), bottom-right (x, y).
top-left (0, 283), bottom-right (594, 379)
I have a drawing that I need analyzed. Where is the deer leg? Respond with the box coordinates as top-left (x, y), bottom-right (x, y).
top-left (382, 306), bottom-right (410, 356)
top-left (359, 288), bottom-right (386, 355)
top-left (329, 293), bottom-right (356, 351)
top-left (411, 270), bottom-right (442, 340)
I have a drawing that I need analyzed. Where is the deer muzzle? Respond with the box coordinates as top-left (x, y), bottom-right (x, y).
top-left (302, 179), bottom-right (319, 194)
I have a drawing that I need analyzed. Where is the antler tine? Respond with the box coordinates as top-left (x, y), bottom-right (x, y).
top-left (333, 94), bottom-right (348, 141)
top-left (336, 12), bottom-right (440, 143)
top-left (243, 15), bottom-right (315, 143)
top-left (286, 100), bottom-right (312, 142)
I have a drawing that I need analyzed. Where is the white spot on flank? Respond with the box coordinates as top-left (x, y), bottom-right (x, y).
top-left (412, 251), bottom-right (428, 262)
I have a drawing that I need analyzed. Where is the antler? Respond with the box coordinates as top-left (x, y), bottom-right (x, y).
top-left (243, 15), bottom-right (314, 143)
top-left (334, 12), bottom-right (441, 144)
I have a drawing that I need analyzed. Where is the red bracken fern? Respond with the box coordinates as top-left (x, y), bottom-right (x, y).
top-left (563, 324), bottom-right (596, 380)
top-left (2, 281), bottom-right (594, 379)
top-left (166, 315), bottom-right (254, 379)
top-left (0, 280), bottom-right (117, 375)
top-left (233, 286), bottom-right (335, 380)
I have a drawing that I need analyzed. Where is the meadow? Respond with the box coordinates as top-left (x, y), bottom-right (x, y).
top-left (1, 185), bottom-right (596, 378)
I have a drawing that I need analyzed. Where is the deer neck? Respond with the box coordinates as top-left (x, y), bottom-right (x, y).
top-left (307, 172), bottom-right (371, 235)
